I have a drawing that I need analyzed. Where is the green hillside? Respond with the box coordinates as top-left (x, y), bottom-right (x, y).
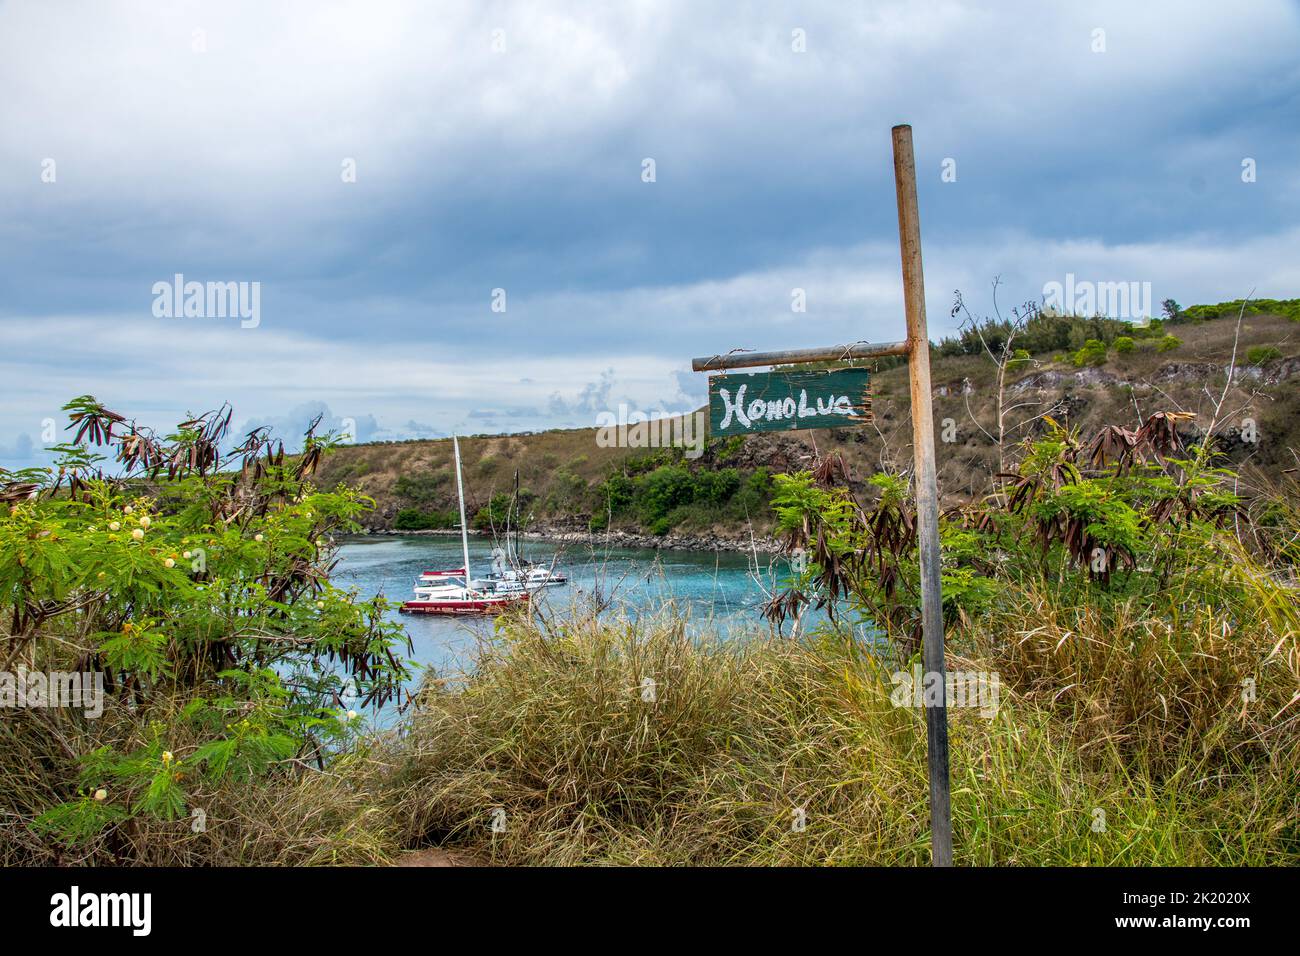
top-left (314, 300), bottom-right (1300, 541)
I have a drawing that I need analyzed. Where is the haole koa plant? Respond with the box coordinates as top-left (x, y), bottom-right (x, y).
top-left (764, 410), bottom-right (1266, 649)
top-left (0, 397), bottom-right (412, 845)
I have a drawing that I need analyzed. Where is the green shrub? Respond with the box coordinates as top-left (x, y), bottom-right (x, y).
top-left (1072, 339), bottom-right (1108, 367)
top-left (638, 466), bottom-right (696, 523)
top-left (1006, 348), bottom-right (1032, 370)
top-left (1247, 345), bottom-right (1282, 364)
top-left (597, 473), bottom-right (636, 515)
top-left (395, 508), bottom-right (456, 530)
top-left (1157, 334), bottom-right (1182, 353)
top-left (594, 463), bottom-right (770, 533)
top-left (472, 493), bottom-right (515, 530)
top-left (393, 471), bottom-right (449, 505)
top-left (729, 467), bottom-right (772, 517)
top-left (1113, 336), bottom-right (1135, 354)
top-left (694, 468), bottom-right (740, 505)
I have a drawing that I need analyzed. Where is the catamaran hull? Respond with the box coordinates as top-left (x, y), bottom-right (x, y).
top-left (399, 594), bottom-right (530, 615)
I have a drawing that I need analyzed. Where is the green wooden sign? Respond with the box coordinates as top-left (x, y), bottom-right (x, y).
top-left (708, 367), bottom-right (872, 436)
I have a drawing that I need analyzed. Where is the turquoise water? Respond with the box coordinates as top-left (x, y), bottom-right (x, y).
top-left (333, 536), bottom-right (784, 708)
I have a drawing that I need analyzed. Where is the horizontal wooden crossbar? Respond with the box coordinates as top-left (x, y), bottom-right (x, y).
top-left (691, 340), bottom-right (910, 372)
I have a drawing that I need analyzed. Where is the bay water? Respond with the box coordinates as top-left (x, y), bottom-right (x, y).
top-left (334, 535), bottom-right (789, 714)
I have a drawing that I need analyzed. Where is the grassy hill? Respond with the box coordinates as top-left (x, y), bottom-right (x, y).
top-left (314, 300), bottom-right (1300, 541)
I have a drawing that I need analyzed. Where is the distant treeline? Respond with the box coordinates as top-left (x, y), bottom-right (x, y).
top-left (935, 296), bottom-right (1300, 359)
top-left (1175, 297), bottom-right (1300, 323)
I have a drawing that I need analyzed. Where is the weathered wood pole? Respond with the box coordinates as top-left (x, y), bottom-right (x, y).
top-left (692, 340), bottom-right (909, 372)
top-left (891, 123), bottom-right (953, 867)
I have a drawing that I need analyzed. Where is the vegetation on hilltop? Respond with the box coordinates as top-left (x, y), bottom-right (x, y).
top-left (1175, 297), bottom-right (1300, 323)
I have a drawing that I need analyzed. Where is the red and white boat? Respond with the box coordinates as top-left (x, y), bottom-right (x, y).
top-left (401, 574), bottom-right (530, 615)
top-left (400, 436), bottom-right (530, 616)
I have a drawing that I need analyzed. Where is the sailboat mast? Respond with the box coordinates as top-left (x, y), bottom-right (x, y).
top-left (512, 468), bottom-right (521, 566)
top-left (453, 435), bottom-right (472, 586)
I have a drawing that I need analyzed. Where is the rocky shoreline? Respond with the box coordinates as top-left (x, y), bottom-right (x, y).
top-left (356, 525), bottom-right (782, 554)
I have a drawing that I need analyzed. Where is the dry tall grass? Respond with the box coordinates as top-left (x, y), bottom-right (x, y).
top-left (383, 585), bottom-right (1297, 865)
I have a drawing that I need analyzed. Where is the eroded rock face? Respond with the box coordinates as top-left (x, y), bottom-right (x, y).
top-left (1262, 357), bottom-right (1299, 384)
top-left (1007, 357), bottom-right (1297, 394)
top-left (1072, 368), bottom-right (1121, 387)
top-left (935, 378), bottom-right (975, 398)
top-left (708, 431), bottom-right (815, 473)
top-left (1153, 362), bottom-right (1221, 383)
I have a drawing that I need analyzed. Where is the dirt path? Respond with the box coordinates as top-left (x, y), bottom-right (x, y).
top-left (394, 847), bottom-right (484, 867)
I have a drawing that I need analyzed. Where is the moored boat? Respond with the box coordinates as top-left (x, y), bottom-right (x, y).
top-left (400, 437), bottom-right (529, 616)
top-left (401, 578), bottom-right (529, 614)
top-left (482, 564), bottom-right (567, 588)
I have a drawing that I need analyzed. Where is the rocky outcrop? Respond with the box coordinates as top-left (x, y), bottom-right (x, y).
top-left (1010, 359), bottom-right (1297, 393)
top-left (361, 525), bottom-right (782, 554)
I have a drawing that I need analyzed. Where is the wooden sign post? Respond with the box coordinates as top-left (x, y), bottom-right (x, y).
top-left (691, 125), bottom-right (952, 866)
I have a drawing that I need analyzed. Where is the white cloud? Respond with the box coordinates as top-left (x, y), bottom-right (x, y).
top-left (4, 223), bottom-right (1296, 465)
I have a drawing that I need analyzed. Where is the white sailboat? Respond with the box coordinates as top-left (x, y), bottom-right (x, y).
top-left (417, 466), bottom-right (567, 590)
top-left (400, 436), bottom-right (530, 615)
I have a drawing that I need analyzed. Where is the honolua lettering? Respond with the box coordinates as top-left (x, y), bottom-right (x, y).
top-left (707, 368), bottom-right (871, 437)
top-left (716, 385), bottom-right (854, 430)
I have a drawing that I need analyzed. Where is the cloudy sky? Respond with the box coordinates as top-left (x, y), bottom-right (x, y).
top-left (2, 0), bottom-right (1297, 467)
